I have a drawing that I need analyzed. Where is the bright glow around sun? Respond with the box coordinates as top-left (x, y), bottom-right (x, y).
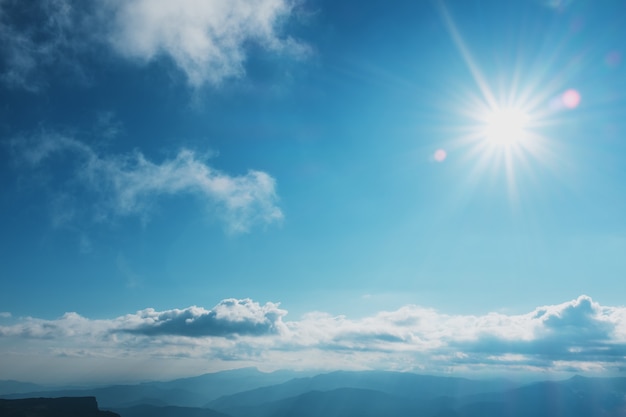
top-left (483, 108), bottom-right (530, 146)
top-left (435, 1), bottom-right (584, 203)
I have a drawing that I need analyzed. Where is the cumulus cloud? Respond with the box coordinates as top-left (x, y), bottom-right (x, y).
top-left (12, 133), bottom-right (283, 232)
top-left (105, 0), bottom-right (308, 86)
top-left (119, 299), bottom-right (287, 337)
top-left (0, 299), bottom-right (286, 340)
top-left (1, 296), bottom-right (626, 381)
top-left (449, 296), bottom-right (626, 367)
top-left (0, 311), bottom-right (110, 339)
top-left (0, 0), bottom-right (306, 89)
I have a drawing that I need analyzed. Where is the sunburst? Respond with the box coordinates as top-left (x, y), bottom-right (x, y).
top-left (482, 107), bottom-right (530, 147)
top-left (435, 1), bottom-right (578, 202)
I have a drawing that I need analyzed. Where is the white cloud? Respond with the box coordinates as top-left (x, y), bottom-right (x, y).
top-left (13, 133), bottom-right (283, 232)
top-left (117, 298), bottom-right (288, 337)
top-left (1, 296), bottom-right (625, 383)
top-left (0, 0), bottom-right (307, 89)
top-left (0, 312), bottom-right (11, 318)
top-left (106, 0), bottom-right (308, 86)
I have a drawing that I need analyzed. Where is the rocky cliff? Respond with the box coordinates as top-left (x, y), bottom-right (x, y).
top-left (0, 397), bottom-right (120, 417)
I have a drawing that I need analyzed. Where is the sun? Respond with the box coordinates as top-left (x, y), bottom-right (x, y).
top-left (482, 107), bottom-right (531, 147)
top-left (434, 1), bottom-right (582, 204)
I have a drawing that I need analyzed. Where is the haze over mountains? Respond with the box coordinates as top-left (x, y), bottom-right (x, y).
top-left (0, 368), bottom-right (310, 407)
top-left (2, 368), bottom-right (626, 417)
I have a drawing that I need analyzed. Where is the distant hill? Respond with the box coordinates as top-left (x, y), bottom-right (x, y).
top-left (4, 370), bottom-right (626, 417)
top-left (218, 387), bottom-right (440, 417)
top-left (0, 380), bottom-right (46, 395)
top-left (0, 397), bottom-right (119, 417)
top-left (142, 367), bottom-right (312, 401)
top-left (207, 373), bottom-right (626, 417)
top-left (110, 404), bottom-right (231, 417)
top-left (207, 370), bottom-right (517, 410)
top-left (0, 385), bottom-right (205, 408)
top-left (0, 368), bottom-right (310, 408)
top-left (451, 375), bottom-right (626, 417)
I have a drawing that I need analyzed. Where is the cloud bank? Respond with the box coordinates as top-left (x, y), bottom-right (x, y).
top-left (1, 296), bottom-right (625, 383)
top-left (0, 0), bottom-right (306, 89)
top-left (12, 133), bottom-right (283, 232)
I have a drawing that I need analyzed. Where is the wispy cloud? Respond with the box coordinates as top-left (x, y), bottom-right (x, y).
top-left (0, 0), bottom-right (307, 89)
top-left (537, 0), bottom-right (574, 10)
top-left (12, 133), bottom-right (283, 232)
top-left (0, 0), bottom-right (93, 91)
top-left (1, 296), bottom-right (625, 382)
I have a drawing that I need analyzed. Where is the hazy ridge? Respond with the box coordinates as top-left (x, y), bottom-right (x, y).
top-left (2, 370), bottom-right (626, 417)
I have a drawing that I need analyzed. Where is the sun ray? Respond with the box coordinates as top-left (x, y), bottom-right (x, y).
top-left (435, 1), bottom-right (498, 111)
top-left (433, 0), bottom-right (582, 205)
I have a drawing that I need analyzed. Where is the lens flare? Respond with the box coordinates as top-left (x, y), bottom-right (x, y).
top-left (562, 89), bottom-right (581, 109)
top-left (434, 149), bottom-right (447, 162)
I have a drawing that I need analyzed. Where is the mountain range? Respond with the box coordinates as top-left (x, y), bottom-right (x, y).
top-left (2, 369), bottom-right (625, 417)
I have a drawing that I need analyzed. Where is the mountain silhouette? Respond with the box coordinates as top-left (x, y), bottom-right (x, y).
top-left (110, 404), bottom-right (231, 417)
top-left (207, 370), bottom-right (516, 409)
top-left (0, 368), bottom-right (308, 408)
top-left (3, 371), bottom-right (626, 417)
top-left (0, 397), bottom-right (119, 417)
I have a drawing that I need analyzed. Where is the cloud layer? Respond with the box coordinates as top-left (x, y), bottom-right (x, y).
top-left (12, 133), bottom-right (282, 232)
top-left (1, 296), bottom-right (625, 383)
top-left (0, 0), bottom-right (305, 89)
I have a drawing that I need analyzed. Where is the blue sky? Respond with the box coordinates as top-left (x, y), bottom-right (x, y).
top-left (1, 0), bottom-right (626, 383)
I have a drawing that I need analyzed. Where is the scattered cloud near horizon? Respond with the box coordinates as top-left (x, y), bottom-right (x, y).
top-left (11, 133), bottom-right (283, 232)
top-left (0, 0), bottom-right (307, 89)
top-left (121, 299), bottom-right (287, 337)
top-left (1, 295), bottom-right (625, 383)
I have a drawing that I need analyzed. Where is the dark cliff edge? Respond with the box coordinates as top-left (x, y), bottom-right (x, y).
top-left (0, 397), bottom-right (120, 417)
